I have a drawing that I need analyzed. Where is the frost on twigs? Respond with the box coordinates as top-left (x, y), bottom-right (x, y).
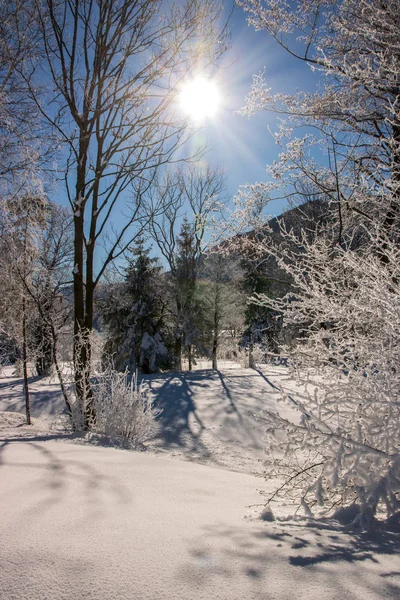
top-left (233, 0), bottom-right (400, 530)
top-left (66, 328), bottom-right (160, 445)
top-left (92, 368), bottom-right (160, 448)
top-left (252, 232), bottom-right (400, 530)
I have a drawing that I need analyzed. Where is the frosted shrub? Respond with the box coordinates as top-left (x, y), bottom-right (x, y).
top-left (251, 232), bottom-right (400, 529)
top-left (93, 368), bottom-right (160, 447)
top-left (230, 0), bottom-right (400, 530)
top-left (65, 328), bottom-right (105, 432)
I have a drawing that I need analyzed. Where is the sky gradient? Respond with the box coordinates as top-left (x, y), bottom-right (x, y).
top-left (202, 1), bottom-right (321, 217)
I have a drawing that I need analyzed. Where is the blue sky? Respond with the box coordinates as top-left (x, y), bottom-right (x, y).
top-left (200, 1), bottom-right (321, 217)
top-left (43, 1), bottom-right (323, 271)
top-left (109, 1), bottom-right (323, 268)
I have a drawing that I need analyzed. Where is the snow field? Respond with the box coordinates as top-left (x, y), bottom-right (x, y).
top-left (0, 365), bottom-right (399, 599)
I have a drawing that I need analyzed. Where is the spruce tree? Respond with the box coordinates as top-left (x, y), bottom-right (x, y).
top-left (101, 240), bottom-right (171, 374)
top-left (241, 263), bottom-right (281, 365)
top-left (173, 218), bottom-right (202, 370)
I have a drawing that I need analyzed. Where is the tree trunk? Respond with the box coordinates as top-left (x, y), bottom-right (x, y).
top-left (188, 344), bottom-right (192, 371)
top-left (74, 324), bottom-right (95, 430)
top-left (212, 336), bottom-right (218, 370)
top-left (35, 322), bottom-right (53, 376)
top-left (212, 295), bottom-right (219, 370)
top-left (73, 209), bottom-right (88, 429)
top-left (50, 322), bottom-right (72, 417)
top-left (248, 332), bottom-right (256, 369)
top-left (248, 343), bottom-right (256, 369)
top-left (73, 139), bottom-right (93, 430)
top-left (22, 295), bottom-right (31, 425)
top-left (83, 251), bottom-right (95, 427)
top-left (175, 334), bottom-right (182, 371)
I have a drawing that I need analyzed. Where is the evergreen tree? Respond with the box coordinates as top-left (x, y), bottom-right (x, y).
top-left (200, 254), bottom-right (245, 369)
top-left (101, 240), bottom-right (171, 374)
top-left (240, 263), bottom-right (282, 365)
top-left (172, 217), bottom-right (202, 370)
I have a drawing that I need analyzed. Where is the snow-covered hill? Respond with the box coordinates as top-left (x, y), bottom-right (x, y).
top-left (0, 365), bottom-right (399, 600)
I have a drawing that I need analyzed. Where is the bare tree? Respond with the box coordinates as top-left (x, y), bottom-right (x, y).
top-left (0, 198), bottom-right (74, 419)
top-left (147, 164), bottom-right (226, 369)
top-left (30, 204), bottom-right (73, 377)
top-left (148, 165), bottom-right (226, 266)
top-left (26, 0), bottom-right (226, 426)
top-left (232, 0), bottom-right (400, 527)
top-left (0, 0), bottom-right (49, 196)
top-left (0, 196), bottom-right (48, 424)
top-left (237, 1), bottom-right (400, 240)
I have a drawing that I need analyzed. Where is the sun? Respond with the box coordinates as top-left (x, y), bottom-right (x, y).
top-left (179, 76), bottom-right (220, 121)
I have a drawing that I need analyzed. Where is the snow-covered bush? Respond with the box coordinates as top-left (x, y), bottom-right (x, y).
top-left (139, 331), bottom-right (170, 374)
top-left (92, 368), bottom-right (160, 447)
top-left (233, 0), bottom-right (400, 529)
top-left (251, 229), bottom-right (400, 528)
top-left (60, 328), bottom-right (161, 440)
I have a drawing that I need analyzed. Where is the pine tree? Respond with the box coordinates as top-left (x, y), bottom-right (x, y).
top-left (241, 263), bottom-right (282, 366)
top-left (101, 240), bottom-right (171, 374)
top-left (173, 217), bottom-right (202, 370)
top-left (200, 254), bottom-right (245, 369)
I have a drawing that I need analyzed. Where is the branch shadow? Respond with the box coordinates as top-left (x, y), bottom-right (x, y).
top-left (0, 372), bottom-right (65, 416)
top-left (0, 436), bottom-right (132, 520)
top-left (146, 371), bottom-right (211, 458)
top-left (254, 367), bottom-right (281, 392)
top-left (254, 367), bottom-right (304, 411)
top-left (215, 370), bottom-right (242, 416)
top-left (180, 518), bottom-right (400, 599)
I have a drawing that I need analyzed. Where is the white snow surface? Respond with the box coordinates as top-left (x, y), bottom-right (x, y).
top-left (0, 364), bottom-right (399, 599)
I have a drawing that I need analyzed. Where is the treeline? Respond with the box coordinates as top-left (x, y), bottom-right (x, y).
top-left (97, 214), bottom-right (296, 374)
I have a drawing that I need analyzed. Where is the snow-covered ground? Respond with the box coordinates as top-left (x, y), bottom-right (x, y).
top-left (0, 366), bottom-right (66, 418)
top-left (0, 364), bottom-right (399, 599)
top-left (145, 365), bottom-right (299, 473)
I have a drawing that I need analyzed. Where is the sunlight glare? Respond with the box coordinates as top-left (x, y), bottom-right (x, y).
top-left (179, 77), bottom-right (220, 120)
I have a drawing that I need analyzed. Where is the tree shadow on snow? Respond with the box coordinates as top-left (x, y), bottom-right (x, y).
top-left (0, 373), bottom-right (44, 390)
top-left (145, 368), bottom-right (270, 461)
top-left (180, 519), bottom-right (400, 599)
top-left (146, 371), bottom-right (211, 458)
top-left (0, 436), bottom-right (132, 517)
top-left (146, 368), bottom-right (257, 455)
top-left (0, 374), bottom-right (65, 416)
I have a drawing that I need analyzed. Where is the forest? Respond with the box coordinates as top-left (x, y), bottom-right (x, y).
top-left (0, 3), bottom-right (399, 597)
